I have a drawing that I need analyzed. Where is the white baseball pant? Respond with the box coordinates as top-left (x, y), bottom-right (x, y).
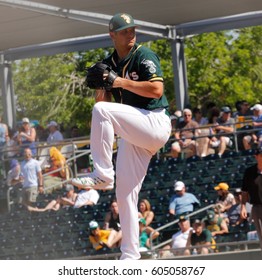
top-left (91, 101), bottom-right (171, 259)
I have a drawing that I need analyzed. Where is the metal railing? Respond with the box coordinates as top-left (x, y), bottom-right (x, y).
top-left (3, 136), bottom-right (121, 212)
top-left (4, 141), bottom-right (92, 212)
top-left (149, 204), bottom-right (215, 250)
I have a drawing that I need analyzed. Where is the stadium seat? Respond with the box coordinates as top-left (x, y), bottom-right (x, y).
top-left (223, 150), bottom-right (240, 158)
top-left (203, 153), bottom-right (220, 161)
top-left (186, 155), bottom-right (201, 162)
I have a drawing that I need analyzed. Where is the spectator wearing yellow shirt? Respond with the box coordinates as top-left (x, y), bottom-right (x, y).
top-left (89, 220), bottom-right (121, 251)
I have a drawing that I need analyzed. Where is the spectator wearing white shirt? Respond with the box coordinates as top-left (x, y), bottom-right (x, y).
top-left (74, 188), bottom-right (100, 208)
top-left (160, 215), bottom-right (192, 258)
top-left (27, 185), bottom-right (100, 212)
top-left (46, 121), bottom-right (64, 143)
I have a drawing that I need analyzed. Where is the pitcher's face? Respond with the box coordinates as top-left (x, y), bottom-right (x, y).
top-left (110, 27), bottom-right (136, 50)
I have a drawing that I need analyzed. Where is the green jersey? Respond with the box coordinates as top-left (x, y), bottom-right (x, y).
top-left (103, 43), bottom-right (169, 111)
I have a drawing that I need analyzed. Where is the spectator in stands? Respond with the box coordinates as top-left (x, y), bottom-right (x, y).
top-left (203, 210), bottom-right (229, 240)
top-left (233, 100), bottom-right (251, 118)
top-left (43, 147), bottom-right (68, 194)
top-left (213, 182), bottom-right (236, 214)
top-left (191, 107), bottom-right (211, 157)
top-left (0, 115), bottom-right (9, 155)
top-left (28, 184), bottom-right (100, 212)
top-left (103, 199), bottom-right (122, 248)
top-left (227, 188), bottom-right (251, 230)
top-left (6, 159), bottom-right (22, 187)
top-left (243, 100), bottom-right (251, 116)
top-left (171, 108), bottom-right (200, 158)
top-left (139, 218), bottom-right (159, 252)
top-left (207, 107), bottom-right (220, 126)
top-left (27, 184), bottom-right (76, 212)
top-left (89, 220), bottom-right (121, 251)
top-left (20, 147), bottom-right (43, 208)
top-left (232, 100), bottom-right (243, 118)
top-left (104, 199), bottom-right (121, 232)
top-left (138, 199), bottom-right (155, 226)
top-left (73, 187), bottom-right (100, 208)
top-left (46, 121), bottom-right (64, 144)
top-left (192, 107), bottom-right (208, 126)
top-left (6, 158), bottom-right (23, 204)
top-left (242, 104), bottom-right (262, 150)
top-left (169, 181), bottom-right (200, 218)
top-left (185, 219), bottom-right (214, 255)
top-left (205, 101), bottom-right (217, 120)
top-left (160, 215), bottom-right (192, 258)
top-left (170, 110), bottom-right (183, 130)
top-left (5, 129), bottom-right (20, 158)
top-left (70, 125), bottom-right (80, 138)
top-left (16, 117), bottom-right (37, 156)
top-left (208, 106), bottom-right (235, 157)
top-left (241, 146), bottom-right (262, 249)
top-left (35, 124), bottom-right (47, 142)
top-left (203, 107), bottom-right (221, 156)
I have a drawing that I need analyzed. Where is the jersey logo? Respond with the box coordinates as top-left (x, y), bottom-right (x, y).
top-left (121, 14), bottom-right (131, 24)
top-left (125, 71), bottom-right (139, 80)
top-left (141, 59), bottom-right (157, 74)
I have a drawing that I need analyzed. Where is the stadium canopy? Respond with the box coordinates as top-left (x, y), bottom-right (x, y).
top-left (0, 0), bottom-right (262, 127)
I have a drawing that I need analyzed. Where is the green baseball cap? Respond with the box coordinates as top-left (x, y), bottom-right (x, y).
top-left (109, 13), bottom-right (138, 32)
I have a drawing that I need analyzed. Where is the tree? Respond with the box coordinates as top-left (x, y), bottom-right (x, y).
top-left (14, 54), bottom-right (75, 124)
top-left (185, 31), bottom-right (233, 108)
top-left (184, 26), bottom-right (262, 110)
top-left (229, 26), bottom-right (262, 104)
top-left (13, 50), bottom-right (103, 135)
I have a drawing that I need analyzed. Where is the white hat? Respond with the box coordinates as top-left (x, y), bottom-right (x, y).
top-left (89, 220), bottom-right (99, 230)
top-left (174, 181), bottom-right (185, 191)
top-left (22, 117), bottom-right (30, 123)
top-left (250, 104), bottom-right (262, 111)
top-left (47, 121), bottom-right (58, 127)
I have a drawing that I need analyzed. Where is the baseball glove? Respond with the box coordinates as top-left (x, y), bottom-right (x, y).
top-left (85, 62), bottom-right (118, 91)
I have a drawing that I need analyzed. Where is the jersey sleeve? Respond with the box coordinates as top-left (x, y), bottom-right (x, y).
top-left (137, 48), bottom-right (163, 82)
